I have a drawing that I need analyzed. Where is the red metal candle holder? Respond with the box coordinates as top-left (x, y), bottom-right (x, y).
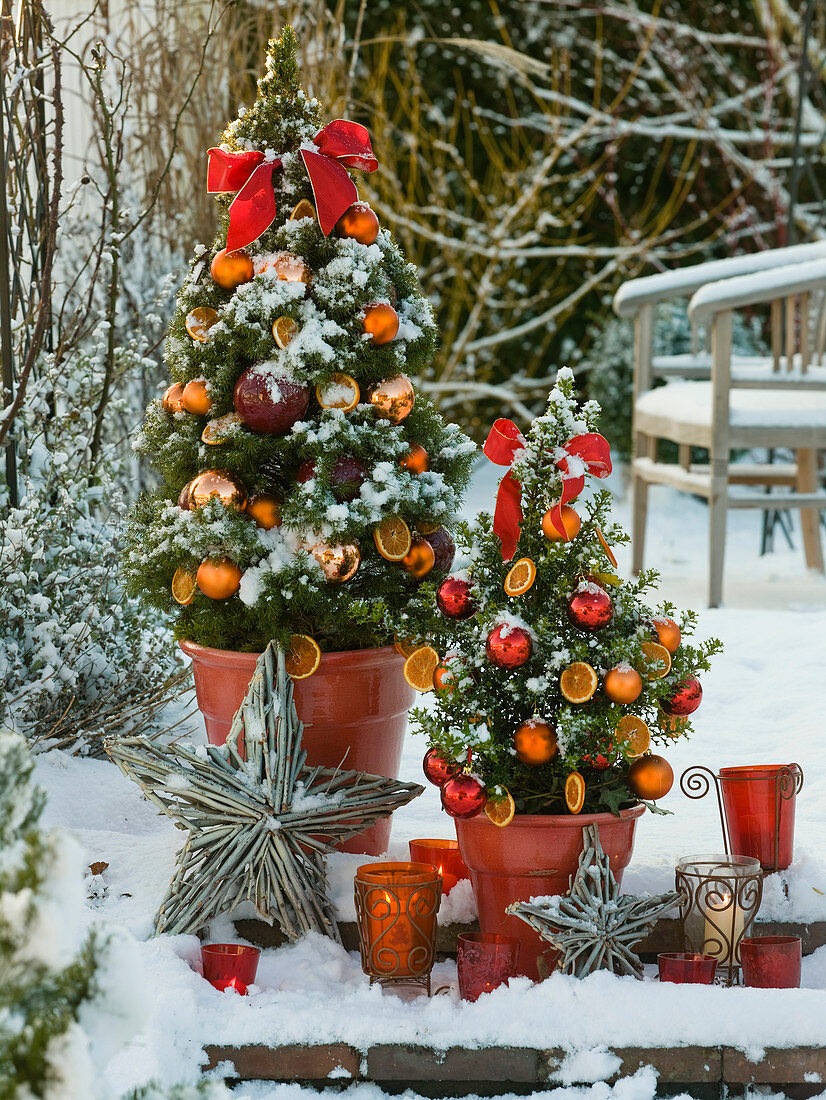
top-left (658, 952), bottom-right (718, 985)
top-left (408, 839), bottom-right (469, 895)
top-left (201, 943), bottom-right (260, 994)
top-left (457, 932), bottom-right (520, 1001)
top-left (354, 862), bottom-right (441, 994)
top-left (740, 935), bottom-right (802, 988)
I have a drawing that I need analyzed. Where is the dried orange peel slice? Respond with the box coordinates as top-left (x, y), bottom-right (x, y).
top-left (639, 641), bottom-right (672, 680)
top-left (285, 634), bottom-right (322, 679)
top-left (504, 557), bottom-right (536, 597)
top-left (565, 771), bottom-right (586, 814)
top-left (273, 316), bottom-right (299, 349)
top-left (559, 662), bottom-right (598, 703)
top-left (171, 567), bottom-right (197, 606)
top-left (394, 636), bottom-right (419, 658)
top-left (616, 714), bottom-right (651, 758)
top-left (315, 372), bottom-right (360, 412)
top-left (185, 306), bottom-right (219, 342)
top-left (403, 645), bottom-right (440, 692)
top-left (373, 515), bottom-right (412, 561)
top-left (290, 199), bottom-right (316, 221)
top-left (484, 787), bottom-right (516, 827)
top-left (595, 525), bottom-right (618, 569)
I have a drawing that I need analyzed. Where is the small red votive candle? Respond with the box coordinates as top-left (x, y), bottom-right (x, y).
top-left (658, 953), bottom-right (718, 985)
top-left (740, 936), bottom-right (802, 989)
top-left (408, 839), bottom-right (469, 895)
top-left (457, 932), bottom-right (520, 1001)
top-left (201, 943), bottom-right (260, 994)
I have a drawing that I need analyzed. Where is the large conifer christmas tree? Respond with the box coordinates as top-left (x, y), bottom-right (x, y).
top-left (124, 29), bottom-right (474, 654)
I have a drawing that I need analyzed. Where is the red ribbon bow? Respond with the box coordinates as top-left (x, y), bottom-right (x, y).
top-left (483, 420), bottom-right (612, 560)
top-left (207, 119), bottom-right (378, 251)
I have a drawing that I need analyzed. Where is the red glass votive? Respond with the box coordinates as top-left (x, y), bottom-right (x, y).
top-left (457, 932), bottom-right (520, 1001)
top-left (658, 952), bottom-right (718, 985)
top-left (201, 943), bottom-right (260, 994)
top-left (718, 764), bottom-right (801, 872)
top-left (355, 862), bottom-right (441, 982)
top-left (409, 839), bottom-right (469, 895)
top-left (740, 936), bottom-right (802, 989)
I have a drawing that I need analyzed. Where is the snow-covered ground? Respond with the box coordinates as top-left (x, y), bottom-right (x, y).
top-left (34, 464), bottom-right (826, 1095)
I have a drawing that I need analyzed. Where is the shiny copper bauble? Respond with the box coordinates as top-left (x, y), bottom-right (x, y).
top-left (567, 583), bottom-right (614, 632)
top-left (402, 535), bottom-right (436, 579)
top-left (182, 378), bottom-right (212, 416)
top-left (210, 248), bottom-right (254, 290)
top-left (652, 616), bottom-right (681, 654)
top-left (661, 677), bottom-right (703, 716)
top-left (336, 202), bottom-right (380, 245)
top-left (330, 455), bottom-right (369, 503)
top-left (257, 251), bottom-right (311, 284)
top-left (603, 665), bottom-right (643, 704)
top-left (440, 772), bottom-right (487, 819)
top-left (246, 493), bottom-right (282, 529)
top-left (196, 558), bottom-right (242, 600)
top-left (486, 623), bottom-right (532, 669)
top-left (367, 374), bottom-right (415, 424)
top-left (627, 754), bottom-right (674, 801)
top-left (188, 469), bottom-right (248, 512)
top-left (422, 747), bottom-right (462, 787)
top-left (363, 303), bottom-right (399, 345)
top-left (233, 366), bottom-right (310, 435)
top-left (514, 718), bottom-right (558, 766)
top-left (436, 575), bottom-right (477, 620)
top-left (424, 527), bottom-right (455, 572)
top-left (311, 541), bottom-right (361, 583)
top-left (400, 443), bottom-right (429, 475)
top-left (163, 382), bottom-right (186, 413)
top-left (542, 505), bottom-right (581, 542)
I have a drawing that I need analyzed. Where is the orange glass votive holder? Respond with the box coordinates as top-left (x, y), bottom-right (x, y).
top-left (408, 839), bottom-right (469, 895)
top-left (354, 862), bottom-right (442, 993)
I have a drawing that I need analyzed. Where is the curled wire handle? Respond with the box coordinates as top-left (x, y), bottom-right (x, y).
top-left (679, 765), bottom-right (728, 857)
top-left (779, 762), bottom-right (804, 801)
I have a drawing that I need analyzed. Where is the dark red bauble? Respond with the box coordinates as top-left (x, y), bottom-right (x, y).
top-left (661, 677), bottom-right (703, 716)
top-left (297, 459), bottom-right (316, 483)
top-left (424, 527), bottom-right (456, 572)
top-left (486, 623), bottom-right (532, 669)
top-left (567, 583), bottom-right (614, 632)
top-left (422, 747), bottom-right (462, 787)
top-left (440, 772), bottom-right (487, 819)
top-left (233, 366), bottom-right (310, 434)
top-left (178, 483), bottom-right (191, 510)
top-left (330, 455), bottom-right (368, 502)
top-left (436, 575), bottom-right (477, 620)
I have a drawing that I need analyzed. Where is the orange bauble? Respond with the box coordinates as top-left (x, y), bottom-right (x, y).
top-left (181, 379), bottom-right (212, 416)
top-left (257, 251), bottom-right (311, 284)
top-left (627, 754), bottom-right (674, 800)
top-left (368, 375), bottom-right (415, 424)
top-left (162, 382), bottom-right (186, 413)
top-left (652, 616), bottom-right (681, 654)
top-left (210, 248), bottom-right (254, 290)
top-left (363, 302), bottom-right (399, 345)
top-left (246, 493), bottom-right (282, 529)
top-left (514, 718), bottom-right (558, 766)
top-left (188, 469), bottom-right (247, 512)
top-left (603, 665), bottom-right (643, 704)
top-left (400, 443), bottom-right (429, 475)
top-left (542, 505), bottom-right (581, 542)
top-left (196, 558), bottom-right (242, 600)
top-left (402, 535), bottom-right (436, 579)
top-left (336, 202), bottom-right (380, 245)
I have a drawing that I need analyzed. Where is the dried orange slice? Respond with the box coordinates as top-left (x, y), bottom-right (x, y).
top-left (416, 520), bottom-right (441, 536)
top-left (403, 645), bottom-right (440, 693)
top-left (171, 567), bottom-right (197, 605)
top-left (565, 771), bottom-right (586, 814)
top-left (290, 199), bottom-right (316, 221)
top-left (185, 306), bottom-right (219, 342)
top-left (595, 525), bottom-right (618, 568)
top-left (504, 557), bottom-right (536, 597)
top-left (616, 715), bottom-right (651, 758)
top-left (559, 662), bottom-right (598, 704)
top-left (394, 636), bottom-right (419, 658)
top-left (273, 316), bottom-right (299, 349)
top-left (640, 641), bottom-right (672, 680)
top-left (373, 515), bottom-right (412, 561)
top-left (484, 787), bottom-right (516, 827)
top-left (315, 372), bottom-right (360, 412)
top-left (201, 411), bottom-right (242, 445)
top-left (285, 634), bottom-right (321, 679)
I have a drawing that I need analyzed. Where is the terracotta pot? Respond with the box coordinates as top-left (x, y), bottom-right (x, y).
top-left (455, 804), bottom-right (646, 980)
top-left (179, 640), bottom-right (415, 856)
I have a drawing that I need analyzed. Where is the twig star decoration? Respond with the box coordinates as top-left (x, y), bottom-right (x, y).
top-left (106, 644), bottom-right (423, 941)
top-left (508, 824), bottom-right (681, 978)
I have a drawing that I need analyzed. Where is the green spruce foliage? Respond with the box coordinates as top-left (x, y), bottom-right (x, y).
top-left (123, 29), bottom-right (474, 652)
top-left (415, 370), bottom-right (721, 816)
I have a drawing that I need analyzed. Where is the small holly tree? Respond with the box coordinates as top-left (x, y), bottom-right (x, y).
top-left (123, 28), bottom-right (474, 654)
top-left (415, 369), bottom-right (721, 819)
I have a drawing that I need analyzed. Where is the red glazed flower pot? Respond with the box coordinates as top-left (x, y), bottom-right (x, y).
top-left (179, 640), bottom-right (415, 856)
top-left (455, 805), bottom-right (646, 980)
top-left (718, 764), bottom-right (801, 872)
top-left (740, 935), bottom-right (802, 988)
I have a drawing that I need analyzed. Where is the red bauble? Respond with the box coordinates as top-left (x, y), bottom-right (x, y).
top-left (422, 747), bottom-right (461, 787)
top-left (486, 623), bottom-right (532, 669)
top-left (440, 773), bottom-right (487, 819)
top-left (567, 582), bottom-right (614, 632)
top-left (436, 575), bottom-right (477, 620)
top-left (661, 677), bottom-right (703, 716)
top-left (330, 455), bottom-right (368, 502)
top-left (425, 527), bottom-right (456, 572)
top-left (233, 366), bottom-right (310, 434)
top-left (297, 459), bottom-right (316, 483)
